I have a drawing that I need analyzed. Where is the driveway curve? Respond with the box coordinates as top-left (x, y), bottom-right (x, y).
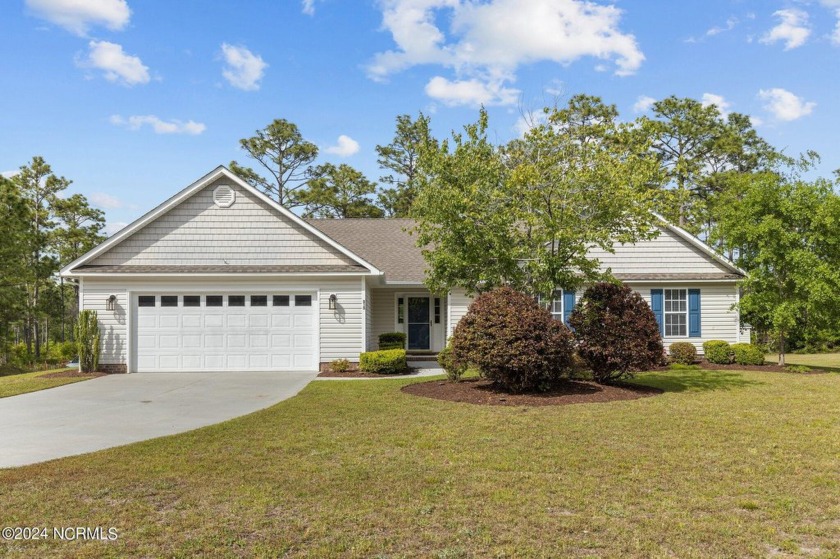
top-left (0, 371), bottom-right (316, 468)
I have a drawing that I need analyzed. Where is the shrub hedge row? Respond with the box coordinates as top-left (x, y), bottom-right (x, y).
top-left (359, 349), bottom-right (407, 374)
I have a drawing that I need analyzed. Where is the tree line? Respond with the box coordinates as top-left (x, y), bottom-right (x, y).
top-left (1, 157), bottom-right (105, 366)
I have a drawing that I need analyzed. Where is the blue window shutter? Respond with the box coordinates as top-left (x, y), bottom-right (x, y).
top-left (563, 290), bottom-right (576, 326)
top-left (688, 289), bottom-right (701, 337)
top-left (651, 289), bottom-right (664, 337)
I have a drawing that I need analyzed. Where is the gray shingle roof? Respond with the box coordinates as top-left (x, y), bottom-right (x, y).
top-left (613, 273), bottom-right (744, 281)
top-left (306, 218), bottom-right (427, 283)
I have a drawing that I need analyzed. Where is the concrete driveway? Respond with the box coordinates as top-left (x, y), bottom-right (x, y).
top-left (0, 371), bottom-right (316, 468)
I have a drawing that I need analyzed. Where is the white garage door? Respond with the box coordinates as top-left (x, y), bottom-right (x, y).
top-left (134, 293), bottom-right (317, 372)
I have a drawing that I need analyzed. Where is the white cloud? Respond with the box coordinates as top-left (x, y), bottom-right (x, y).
top-left (80, 40), bottom-right (149, 86)
top-left (749, 115), bottom-right (764, 127)
top-left (758, 88), bottom-right (816, 121)
top-left (26, 0), bottom-right (130, 36)
top-left (105, 221), bottom-right (128, 236)
top-left (301, 0), bottom-right (321, 15)
top-left (760, 9), bottom-right (811, 50)
top-left (425, 76), bottom-right (519, 107)
top-left (513, 110), bottom-right (548, 137)
top-left (706, 16), bottom-right (738, 36)
top-left (701, 93), bottom-right (732, 117)
top-left (325, 135), bottom-right (361, 157)
top-left (89, 192), bottom-right (124, 209)
top-left (110, 114), bottom-right (206, 135)
top-left (220, 43), bottom-right (267, 91)
top-left (633, 95), bottom-right (656, 113)
top-left (368, 0), bottom-right (644, 106)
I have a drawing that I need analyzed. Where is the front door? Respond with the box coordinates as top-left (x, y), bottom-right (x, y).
top-left (407, 297), bottom-right (431, 350)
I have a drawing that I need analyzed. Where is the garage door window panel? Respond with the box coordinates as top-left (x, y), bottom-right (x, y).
top-left (161, 295), bottom-right (178, 307)
top-left (228, 295), bottom-right (245, 307)
top-left (273, 295), bottom-right (289, 306)
top-left (183, 295), bottom-right (200, 307)
top-left (295, 295), bottom-right (312, 307)
top-left (138, 296), bottom-right (155, 307)
top-left (206, 296), bottom-right (223, 307)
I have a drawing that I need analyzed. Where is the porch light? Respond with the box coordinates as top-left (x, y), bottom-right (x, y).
top-left (106, 294), bottom-right (117, 311)
top-left (328, 293), bottom-right (337, 310)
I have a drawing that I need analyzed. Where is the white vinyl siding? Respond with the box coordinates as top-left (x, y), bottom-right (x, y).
top-left (629, 282), bottom-right (739, 353)
top-left (318, 278), bottom-right (363, 362)
top-left (587, 226), bottom-right (732, 275)
top-left (446, 288), bottom-right (474, 338)
top-left (81, 284), bottom-right (128, 365)
top-left (91, 178), bottom-right (356, 267)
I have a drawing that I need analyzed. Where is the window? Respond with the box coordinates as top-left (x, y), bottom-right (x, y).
top-left (206, 295), bottom-right (223, 307)
top-left (397, 297), bottom-right (404, 324)
top-left (251, 295), bottom-right (267, 307)
top-left (183, 295), bottom-right (200, 307)
top-left (550, 290), bottom-right (563, 322)
top-left (273, 295), bottom-right (289, 307)
top-left (228, 295), bottom-right (245, 307)
top-left (138, 295), bottom-right (155, 307)
top-left (664, 289), bottom-right (688, 337)
top-left (160, 295), bottom-right (178, 307)
top-left (434, 298), bottom-right (441, 324)
top-left (295, 295), bottom-right (312, 307)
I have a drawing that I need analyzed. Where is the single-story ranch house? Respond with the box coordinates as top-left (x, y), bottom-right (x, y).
top-left (60, 167), bottom-right (748, 373)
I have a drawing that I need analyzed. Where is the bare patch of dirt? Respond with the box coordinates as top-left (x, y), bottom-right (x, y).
top-left (402, 378), bottom-right (662, 407)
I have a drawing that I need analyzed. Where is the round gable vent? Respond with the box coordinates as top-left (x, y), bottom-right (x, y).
top-left (213, 185), bottom-right (236, 208)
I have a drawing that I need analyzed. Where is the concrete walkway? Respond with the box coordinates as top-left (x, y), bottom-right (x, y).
top-left (315, 362), bottom-right (444, 380)
top-left (0, 371), bottom-right (316, 468)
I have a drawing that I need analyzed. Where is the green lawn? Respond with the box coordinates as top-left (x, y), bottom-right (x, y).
top-left (1, 369), bottom-right (839, 558)
top-left (0, 368), bottom-right (95, 399)
top-left (766, 352), bottom-right (840, 371)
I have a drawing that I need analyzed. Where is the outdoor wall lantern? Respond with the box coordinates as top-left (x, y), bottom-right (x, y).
top-left (106, 294), bottom-right (117, 311)
top-left (328, 293), bottom-right (337, 310)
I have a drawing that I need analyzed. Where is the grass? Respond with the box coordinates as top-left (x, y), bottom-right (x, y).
top-left (0, 368), bottom-right (95, 398)
top-left (1, 368), bottom-right (839, 558)
top-left (766, 352), bottom-right (840, 371)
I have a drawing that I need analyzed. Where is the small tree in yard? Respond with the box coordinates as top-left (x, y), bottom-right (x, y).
top-left (75, 310), bottom-right (100, 373)
top-left (570, 282), bottom-right (665, 384)
top-left (450, 287), bottom-right (574, 393)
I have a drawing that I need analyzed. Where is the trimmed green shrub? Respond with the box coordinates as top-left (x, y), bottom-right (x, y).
top-left (330, 358), bottom-right (351, 373)
top-left (669, 342), bottom-right (697, 365)
top-left (437, 342), bottom-right (466, 381)
top-left (359, 349), bottom-right (407, 374)
top-left (569, 282), bottom-right (665, 384)
top-left (450, 287), bottom-right (574, 393)
top-left (47, 341), bottom-right (77, 364)
top-left (378, 332), bottom-right (406, 350)
top-left (703, 340), bottom-right (732, 364)
top-left (75, 310), bottom-right (101, 373)
top-left (732, 343), bottom-right (765, 366)
top-left (785, 364), bottom-right (811, 374)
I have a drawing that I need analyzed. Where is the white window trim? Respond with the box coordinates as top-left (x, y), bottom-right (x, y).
top-left (537, 290), bottom-right (564, 322)
top-left (664, 288), bottom-right (689, 338)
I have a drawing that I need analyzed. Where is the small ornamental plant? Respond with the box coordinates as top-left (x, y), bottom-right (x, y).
top-left (669, 342), bottom-right (697, 365)
top-left (450, 287), bottom-right (574, 393)
top-left (569, 282), bottom-right (665, 384)
top-left (703, 340), bottom-right (732, 364)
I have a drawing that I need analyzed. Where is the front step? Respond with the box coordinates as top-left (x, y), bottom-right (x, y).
top-left (406, 353), bottom-right (438, 362)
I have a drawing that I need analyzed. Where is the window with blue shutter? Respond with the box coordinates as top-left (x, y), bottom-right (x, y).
top-left (651, 289), bottom-right (664, 337)
top-left (688, 289), bottom-right (701, 337)
top-left (563, 290), bottom-right (576, 326)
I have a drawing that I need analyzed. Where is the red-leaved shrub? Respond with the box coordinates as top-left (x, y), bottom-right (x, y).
top-left (569, 282), bottom-right (665, 384)
top-left (450, 287), bottom-right (575, 392)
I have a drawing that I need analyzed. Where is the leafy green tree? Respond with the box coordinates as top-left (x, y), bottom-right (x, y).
top-left (639, 96), bottom-right (781, 239)
top-left (0, 176), bottom-right (28, 363)
top-left (376, 113), bottom-right (432, 217)
top-left (52, 193), bottom-right (106, 340)
top-left (715, 172), bottom-right (840, 365)
top-left (299, 163), bottom-right (384, 218)
top-left (230, 119), bottom-right (319, 207)
top-left (413, 97), bottom-right (661, 298)
top-left (13, 157), bottom-right (69, 359)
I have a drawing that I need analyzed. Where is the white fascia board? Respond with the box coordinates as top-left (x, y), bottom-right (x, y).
top-left (61, 166), bottom-right (383, 277)
top-left (69, 271), bottom-right (372, 279)
top-left (651, 213), bottom-right (747, 276)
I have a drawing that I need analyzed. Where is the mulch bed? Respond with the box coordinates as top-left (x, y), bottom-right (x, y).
top-left (402, 378), bottom-right (662, 407)
top-left (40, 370), bottom-right (106, 379)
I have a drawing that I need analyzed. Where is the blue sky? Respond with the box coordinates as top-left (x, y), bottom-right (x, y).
top-left (2, 0), bottom-right (839, 234)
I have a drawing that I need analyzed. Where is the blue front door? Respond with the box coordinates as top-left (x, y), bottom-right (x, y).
top-left (407, 297), bottom-right (430, 350)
